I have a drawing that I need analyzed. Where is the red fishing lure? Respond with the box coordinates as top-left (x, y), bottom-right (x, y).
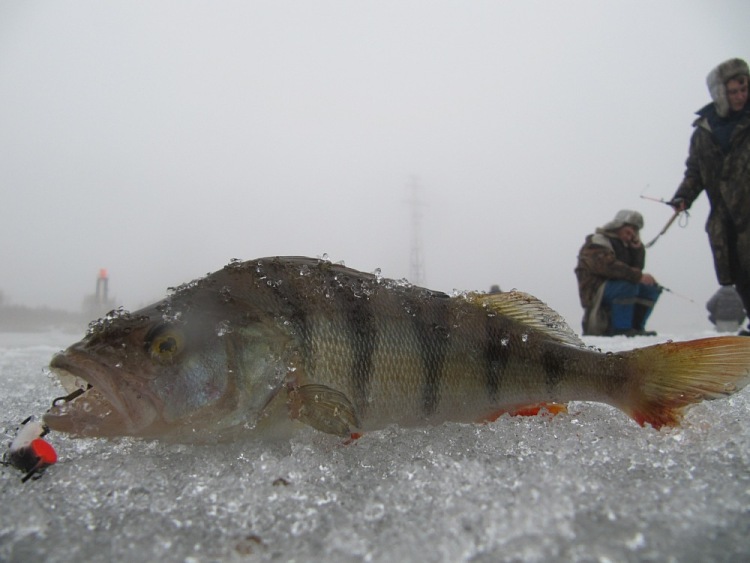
top-left (4, 417), bottom-right (57, 482)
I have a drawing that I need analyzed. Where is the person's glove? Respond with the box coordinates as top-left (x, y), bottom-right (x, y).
top-left (669, 197), bottom-right (687, 212)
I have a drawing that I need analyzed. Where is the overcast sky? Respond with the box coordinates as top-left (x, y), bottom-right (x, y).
top-left (1, 0), bottom-right (748, 332)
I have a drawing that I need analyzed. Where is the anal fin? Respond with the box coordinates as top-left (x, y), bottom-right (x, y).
top-left (479, 402), bottom-right (568, 423)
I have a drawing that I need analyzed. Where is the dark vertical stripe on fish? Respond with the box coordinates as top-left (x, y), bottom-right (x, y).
top-left (483, 318), bottom-right (510, 402)
top-left (542, 350), bottom-right (566, 393)
top-left (404, 292), bottom-right (450, 417)
top-left (342, 293), bottom-right (377, 415)
top-left (257, 260), bottom-right (313, 365)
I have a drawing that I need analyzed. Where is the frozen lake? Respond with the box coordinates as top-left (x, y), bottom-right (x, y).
top-left (1, 329), bottom-right (749, 562)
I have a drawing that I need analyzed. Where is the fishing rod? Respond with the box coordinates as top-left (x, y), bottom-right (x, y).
top-left (644, 209), bottom-right (682, 248)
top-left (639, 193), bottom-right (689, 248)
top-left (639, 194), bottom-right (671, 205)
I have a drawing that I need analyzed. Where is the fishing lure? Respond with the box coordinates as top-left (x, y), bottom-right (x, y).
top-left (3, 416), bottom-right (57, 482)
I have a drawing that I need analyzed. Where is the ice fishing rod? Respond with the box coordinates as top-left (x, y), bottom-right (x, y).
top-left (644, 209), bottom-right (682, 248)
top-left (639, 194), bottom-right (689, 248)
top-left (639, 194), bottom-right (671, 205)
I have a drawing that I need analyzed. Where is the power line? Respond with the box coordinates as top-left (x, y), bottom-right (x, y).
top-left (407, 177), bottom-right (426, 286)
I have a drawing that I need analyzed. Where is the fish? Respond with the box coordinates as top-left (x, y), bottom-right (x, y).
top-left (44, 256), bottom-right (750, 442)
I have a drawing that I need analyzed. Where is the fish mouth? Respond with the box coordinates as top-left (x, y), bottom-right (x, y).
top-left (44, 350), bottom-right (158, 438)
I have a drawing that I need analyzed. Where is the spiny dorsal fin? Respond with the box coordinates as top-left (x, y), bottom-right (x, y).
top-left (473, 290), bottom-right (585, 348)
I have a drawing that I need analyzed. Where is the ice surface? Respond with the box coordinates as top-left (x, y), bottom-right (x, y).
top-left (2, 330), bottom-right (750, 562)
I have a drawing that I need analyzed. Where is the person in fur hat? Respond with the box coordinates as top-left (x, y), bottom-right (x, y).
top-left (575, 210), bottom-right (662, 336)
top-left (669, 57), bottom-right (750, 335)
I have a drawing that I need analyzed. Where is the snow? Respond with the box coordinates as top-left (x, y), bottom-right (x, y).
top-left (2, 329), bottom-right (750, 562)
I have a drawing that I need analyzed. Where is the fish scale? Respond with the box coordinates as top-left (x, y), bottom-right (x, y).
top-left (278, 274), bottom-right (597, 426)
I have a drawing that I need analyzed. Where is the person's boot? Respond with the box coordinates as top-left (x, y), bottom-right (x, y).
top-left (632, 303), bottom-right (649, 330)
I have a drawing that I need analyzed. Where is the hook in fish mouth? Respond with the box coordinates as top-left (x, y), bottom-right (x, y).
top-left (43, 351), bottom-right (157, 438)
top-left (51, 385), bottom-right (93, 407)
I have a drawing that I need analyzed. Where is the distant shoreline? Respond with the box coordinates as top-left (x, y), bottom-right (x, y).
top-left (0, 304), bottom-right (89, 334)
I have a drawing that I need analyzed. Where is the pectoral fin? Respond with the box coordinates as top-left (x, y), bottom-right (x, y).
top-left (288, 384), bottom-right (361, 437)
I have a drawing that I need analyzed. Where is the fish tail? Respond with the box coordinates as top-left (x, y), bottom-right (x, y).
top-left (618, 336), bottom-right (750, 428)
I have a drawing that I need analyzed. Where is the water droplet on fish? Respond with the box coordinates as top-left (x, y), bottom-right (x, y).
top-left (521, 333), bottom-right (529, 343)
top-left (226, 258), bottom-right (243, 269)
top-left (86, 306), bottom-right (135, 336)
top-left (219, 286), bottom-right (233, 303)
top-left (363, 502), bottom-right (385, 521)
top-left (115, 362), bottom-right (122, 368)
top-left (161, 311), bottom-right (183, 323)
top-left (168, 279), bottom-right (201, 295)
top-left (216, 320), bottom-right (233, 337)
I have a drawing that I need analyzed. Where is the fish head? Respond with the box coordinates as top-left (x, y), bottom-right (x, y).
top-left (44, 277), bottom-right (294, 442)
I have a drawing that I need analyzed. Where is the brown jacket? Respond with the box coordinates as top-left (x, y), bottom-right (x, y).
top-left (575, 230), bottom-right (645, 334)
top-left (575, 230), bottom-right (644, 308)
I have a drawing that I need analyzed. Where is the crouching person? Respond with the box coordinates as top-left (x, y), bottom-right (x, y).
top-left (575, 210), bottom-right (662, 336)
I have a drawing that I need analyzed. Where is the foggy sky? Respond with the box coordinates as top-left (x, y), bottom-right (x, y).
top-left (1, 0), bottom-right (748, 333)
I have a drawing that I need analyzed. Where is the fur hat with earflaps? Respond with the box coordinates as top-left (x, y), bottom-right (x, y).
top-left (706, 58), bottom-right (749, 117)
top-left (602, 209), bottom-right (644, 232)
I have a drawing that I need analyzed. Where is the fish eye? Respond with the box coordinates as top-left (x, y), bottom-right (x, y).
top-left (145, 325), bottom-right (185, 364)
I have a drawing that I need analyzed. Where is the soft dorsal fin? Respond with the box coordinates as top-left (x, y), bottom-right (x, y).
top-left (473, 290), bottom-right (585, 348)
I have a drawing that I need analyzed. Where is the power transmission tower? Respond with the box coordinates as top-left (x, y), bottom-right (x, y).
top-left (407, 177), bottom-right (426, 286)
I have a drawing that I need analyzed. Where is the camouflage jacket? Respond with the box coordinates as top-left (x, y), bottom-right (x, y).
top-left (672, 104), bottom-right (750, 284)
top-left (575, 230), bottom-right (645, 309)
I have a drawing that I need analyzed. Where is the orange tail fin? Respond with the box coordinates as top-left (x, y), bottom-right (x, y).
top-left (619, 336), bottom-right (750, 428)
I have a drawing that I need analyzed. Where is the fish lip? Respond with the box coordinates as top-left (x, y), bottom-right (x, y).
top-left (44, 349), bottom-right (157, 437)
top-left (48, 350), bottom-right (110, 394)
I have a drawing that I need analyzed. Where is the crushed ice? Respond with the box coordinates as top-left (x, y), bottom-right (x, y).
top-left (2, 330), bottom-right (749, 561)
